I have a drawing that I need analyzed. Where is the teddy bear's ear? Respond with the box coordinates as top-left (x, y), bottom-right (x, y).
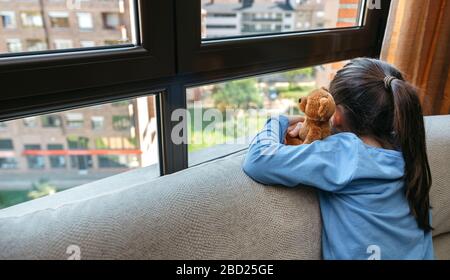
top-left (318, 97), bottom-right (329, 119)
top-left (299, 96), bottom-right (308, 112)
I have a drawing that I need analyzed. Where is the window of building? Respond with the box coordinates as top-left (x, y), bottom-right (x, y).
top-left (66, 113), bottom-right (84, 128)
top-left (6, 39), bottom-right (22, 53)
top-left (0, 0), bottom-right (391, 208)
top-left (77, 12), bottom-right (94, 30)
top-left (80, 40), bottom-right (96, 48)
top-left (0, 95), bottom-right (159, 208)
top-left (23, 117), bottom-right (38, 128)
top-left (201, 0), bottom-right (364, 39)
top-left (20, 12), bottom-right (43, 27)
top-left (54, 39), bottom-right (74, 50)
top-left (98, 155), bottom-right (137, 168)
top-left (41, 115), bottom-right (62, 128)
top-left (102, 12), bottom-right (121, 29)
top-left (2, 0), bottom-right (136, 55)
top-left (207, 13), bottom-right (237, 18)
top-left (24, 144), bottom-right (45, 169)
top-left (0, 11), bottom-right (16, 28)
top-left (112, 115), bottom-right (133, 131)
top-left (0, 139), bottom-right (14, 150)
top-left (26, 39), bottom-right (47, 52)
top-left (104, 39), bottom-right (123, 46)
top-left (47, 144), bottom-right (66, 169)
top-left (91, 116), bottom-right (104, 130)
top-left (49, 11), bottom-right (70, 28)
top-left (206, 24), bottom-right (237, 29)
top-left (0, 158), bottom-right (18, 170)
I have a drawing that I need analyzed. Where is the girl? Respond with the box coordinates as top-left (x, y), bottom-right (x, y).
top-left (242, 58), bottom-right (434, 260)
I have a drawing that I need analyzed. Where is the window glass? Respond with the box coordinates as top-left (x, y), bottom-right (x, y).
top-left (0, 0), bottom-right (135, 55)
top-left (0, 95), bottom-right (160, 209)
top-left (186, 60), bottom-right (348, 166)
top-left (201, 0), bottom-right (364, 39)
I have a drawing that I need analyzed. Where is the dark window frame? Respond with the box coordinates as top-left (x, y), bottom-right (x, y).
top-left (0, 0), bottom-right (175, 119)
top-left (0, 0), bottom-right (392, 176)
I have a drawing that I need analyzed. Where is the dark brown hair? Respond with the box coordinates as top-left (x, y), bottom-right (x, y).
top-left (329, 58), bottom-right (432, 232)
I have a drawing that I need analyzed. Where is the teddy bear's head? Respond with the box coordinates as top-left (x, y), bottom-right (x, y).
top-left (299, 87), bottom-right (336, 121)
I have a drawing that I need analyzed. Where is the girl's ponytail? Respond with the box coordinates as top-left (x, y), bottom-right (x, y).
top-left (390, 78), bottom-right (433, 232)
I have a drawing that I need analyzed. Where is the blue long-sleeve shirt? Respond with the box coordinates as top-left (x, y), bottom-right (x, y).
top-left (242, 115), bottom-right (434, 260)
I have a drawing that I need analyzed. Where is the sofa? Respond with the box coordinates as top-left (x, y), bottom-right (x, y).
top-left (0, 115), bottom-right (449, 260)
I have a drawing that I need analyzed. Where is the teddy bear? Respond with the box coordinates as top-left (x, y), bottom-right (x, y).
top-left (285, 87), bottom-right (336, 145)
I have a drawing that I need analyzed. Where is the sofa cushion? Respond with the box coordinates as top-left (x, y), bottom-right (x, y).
top-left (0, 151), bottom-right (321, 260)
top-left (433, 233), bottom-right (450, 260)
top-left (425, 116), bottom-right (450, 237)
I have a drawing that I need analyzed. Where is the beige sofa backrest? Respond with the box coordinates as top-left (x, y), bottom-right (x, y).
top-left (0, 115), bottom-right (449, 260)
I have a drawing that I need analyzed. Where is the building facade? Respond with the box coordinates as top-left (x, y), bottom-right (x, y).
top-left (0, 0), bottom-right (133, 53)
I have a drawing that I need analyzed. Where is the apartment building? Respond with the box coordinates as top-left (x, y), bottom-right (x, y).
top-left (0, 97), bottom-right (158, 169)
top-left (0, 0), bottom-right (133, 53)
top-left (201, 0), bottom-right (333, 38)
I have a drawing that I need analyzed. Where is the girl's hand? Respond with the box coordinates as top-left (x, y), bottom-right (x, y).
top-left (287, 122), bottom-right (303, 138)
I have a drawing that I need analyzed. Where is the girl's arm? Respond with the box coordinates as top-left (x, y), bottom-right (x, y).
top-left (242, 115), bottom-right (358, 193)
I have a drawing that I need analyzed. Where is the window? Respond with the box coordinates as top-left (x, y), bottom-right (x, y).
top-left (0, 11), bottom-right (16, 28)
top-left (201, 0), bottom-right (364, 39)
top-left (26, 39), bottom-right (47, 52)
top-left (80, 41), bottom-right (95, 48)
top-left (24, 144), bottom-right (45, 169)
top-left (2, 0), bottom-right (136, 55)
top-left (102, 12), bottom-right (121, 29)
top-left (0, 96), bottom-right (159, 208)
top-left (42, 115), bottom-right (62, 128)
top-left (91, 116), bottom-right (104, 130)
top-left (0, 158), bottom-right (18, 170)
top-left (66, 113), bottom-right (84, 128)
top-left (186, 61), bottom-right (346, 166)
top-left (112, 115), bottom-right (133, 131)
top-left (47, 144), bottom-right (66, 169)
top-left (20, 12), bottom-right (43, 27)
top-left (98, 155), bottom-right (138, 168)
top-left (0, 0), bottom-right (391, 208)
top-left (23, 117), bottom-right (38, 128)
top-left (49, 11), bottom-right (70, 28)
top-left (6, 39), bottom-right (22, 53)
top-left (0, 139), bottom-right (14, 150)
top-left (54, 39), bottom-right (73, 50)
top-left (77, 12), bottom-right (94, 30)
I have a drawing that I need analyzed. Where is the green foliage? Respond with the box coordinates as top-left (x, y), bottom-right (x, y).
top-left (212, 78), bottom-right (263, 112)
top-left (0, 190), bottom-right (29, 209)
top-left (28, 179), bottom-right (57, 200)
top-left (278, 85), bottom-right (314, 100)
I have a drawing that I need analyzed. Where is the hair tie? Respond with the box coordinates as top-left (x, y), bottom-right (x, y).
top-left (384, 76), bottom-right (397, 90)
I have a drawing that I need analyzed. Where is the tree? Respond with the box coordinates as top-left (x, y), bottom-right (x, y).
top-left (282, 67), bottom-right (314, 88)
top-left (212, 78), bottom-right (263, 112)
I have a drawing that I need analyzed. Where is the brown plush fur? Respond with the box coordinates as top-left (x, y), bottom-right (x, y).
top-left (285, 87), bottom-right (336, 145)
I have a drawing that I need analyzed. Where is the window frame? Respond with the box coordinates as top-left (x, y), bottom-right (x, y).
top-left (175, 0), bottom-right (391, 82)
top-left (0, 0), bottom-right (393, 176)
top-left (0, 0), bottom-right (175, 120)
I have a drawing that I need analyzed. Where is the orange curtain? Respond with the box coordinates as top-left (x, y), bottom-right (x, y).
top-left (381, 0), bottom-right (450, 115)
